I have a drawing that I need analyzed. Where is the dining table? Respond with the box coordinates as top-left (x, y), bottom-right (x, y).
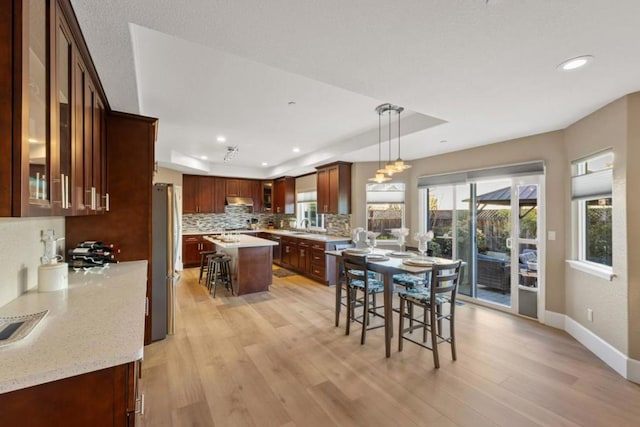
top-left (326, 248), bottom-right (440, 358)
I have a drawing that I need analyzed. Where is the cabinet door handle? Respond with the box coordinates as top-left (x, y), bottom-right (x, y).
top-left (60, 174), bottom-right (65, 208)
top-left (145, 297), bottom-right (149, 316)
top-left (103, 193), bottom-right (110, 211)
top-left (65, 175), bottom-right (70, 209)
top-left (91, 187), bottom-right (96, 210)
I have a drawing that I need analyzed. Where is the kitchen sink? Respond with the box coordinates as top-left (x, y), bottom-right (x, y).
top-left (286, 231), bottom-right (309, 235)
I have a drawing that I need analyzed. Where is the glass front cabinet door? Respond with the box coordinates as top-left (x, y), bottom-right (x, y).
top-left (3, 0), bottom-right (108, 217)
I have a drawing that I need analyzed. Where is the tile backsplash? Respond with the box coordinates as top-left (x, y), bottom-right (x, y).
top-left (182, 207), bottom-right (351, 237)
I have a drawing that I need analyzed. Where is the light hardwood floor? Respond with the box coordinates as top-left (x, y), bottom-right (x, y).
top-left (138, 268), bottom-right (640, 427)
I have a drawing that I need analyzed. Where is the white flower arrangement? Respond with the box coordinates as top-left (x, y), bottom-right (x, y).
top-left (414, 230), bottom-right (434, 242)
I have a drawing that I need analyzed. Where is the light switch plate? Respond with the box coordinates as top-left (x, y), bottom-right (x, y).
top-left (548, 231), bottom-right (556, 240)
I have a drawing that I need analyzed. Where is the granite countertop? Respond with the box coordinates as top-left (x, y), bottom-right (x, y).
top-left (203, 234), bottom-right (277, 249)
top-left (263, 229), bottom-right (351, 242)
top-left (182, 230), bottom-right (259, 236)
top-left (0, 261), bottom-right (147, 394)
top-left (185, 229), bottom-right (350, 243)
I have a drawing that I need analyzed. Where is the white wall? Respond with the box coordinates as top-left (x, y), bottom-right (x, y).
top-left (0, 217), bottom-right (65, 307)
top-left (564, 95), bottom-right (629, 354)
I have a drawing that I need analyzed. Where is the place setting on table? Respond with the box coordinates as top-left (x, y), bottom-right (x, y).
top-left (330, 228), bottom-right (455, 357)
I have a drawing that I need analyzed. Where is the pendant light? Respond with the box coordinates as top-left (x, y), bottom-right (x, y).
top-left (369, 108), bottom-right (391, 183)
top-left (374, 103), bottom-right (410, 177)
top-left (392, 104), bottom-right (411, 172)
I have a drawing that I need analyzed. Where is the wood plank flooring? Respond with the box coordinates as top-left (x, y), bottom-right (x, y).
top-left (138, 268), bottom-right (640, 427)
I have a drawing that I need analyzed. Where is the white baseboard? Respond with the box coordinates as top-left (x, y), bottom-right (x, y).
top-left (628, 357), bottom-right (640, 384)
top-left (543, 311), bottom-right (565, 330)
top-left (545, 311), bottom-right (639, 384)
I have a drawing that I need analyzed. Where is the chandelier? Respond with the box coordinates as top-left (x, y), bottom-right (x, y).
top-left (370, 103), bottom-right (411, 183)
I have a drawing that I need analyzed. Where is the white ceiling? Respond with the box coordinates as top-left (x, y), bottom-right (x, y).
top-left (70, 0), bottom-right (640, 179)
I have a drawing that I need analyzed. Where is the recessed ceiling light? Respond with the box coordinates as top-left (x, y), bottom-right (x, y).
top-left (288, 101), bottom-right (296, 106)
top-left (261, 162), bottom-right (268, 166)
top-left (557, 55), bottom-right (594, 71)
top-left (216, 135), bottom-right (226, 143)
top-left (292, 147), bottom-right (300, 153)
top-left (200, 155), bottom-right (208, 160)
top-left (439, 140), bottom-right (448, 144)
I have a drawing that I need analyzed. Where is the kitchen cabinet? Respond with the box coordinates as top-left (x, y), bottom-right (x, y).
top-left (67, 111), bottom-right (157, 344)
top-left (309, 242), bottom-right (327, 282)
top-left (0, 360), bottom-right (141, 427)
top-left (273, 176), bottom-right (295, 214)
top-left (272, 234), bottom-right (348, 284)
top-left (182, 234), bottom-right (215, 268)
top-left (281, 236), bottom-right (299, 269)
top-left (213, 177), bottom-right (226, 213)
top-left (226, 178), bottom-right (252, 197)
top-left (1, 0), bottom-right (109, 217)
top-left (182, 175), bottom-right (215, 214)
top-left (316, 162), bottom-right (351, 214)
top-left (298, 239), bottom-right (311, 273)
top-left (251, 180), bottom-right (263, 212)
top-left (259, 232), bottom-right (281, 264)
top-left (261, 181), bottom-right (273, 213)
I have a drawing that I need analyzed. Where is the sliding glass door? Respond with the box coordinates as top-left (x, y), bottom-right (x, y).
top-left (424, 175), bottom-right (542, 318)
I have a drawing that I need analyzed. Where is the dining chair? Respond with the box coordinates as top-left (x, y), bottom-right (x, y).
top-left (343, 254), bottom-right (385, 345)
top-left (334, 243), bottom-right (355, 327)
top-left (334, 243), bottom-right (379, 326)
top-left (397, 260), bottom-right (463, 368)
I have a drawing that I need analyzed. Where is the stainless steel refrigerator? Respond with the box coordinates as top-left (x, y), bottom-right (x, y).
top-left (152, 183), bottom-right (181, 341)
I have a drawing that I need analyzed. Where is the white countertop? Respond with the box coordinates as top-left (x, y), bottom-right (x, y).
top-left (184, 229), bottom-right (351, 243)
top-left (204, 234), bottom-right (277, 249)
top-left (265, 230), bottom-right (351, 243)
top-left (0, 261), bottom-right (147, 394)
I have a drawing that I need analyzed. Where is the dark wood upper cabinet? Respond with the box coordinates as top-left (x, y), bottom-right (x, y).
top-left (226, 178), bottom-right (253, 198)
top-left (273, 177), bottom-right (295, 214)
top-left (261, 181), bottom-right (273, 213)
top-left (185, 176), bottom-right (266, 214)
top-left (182, 175), bottom-right (215, 214)
top-left (251, 180), bottom-right (263, 212)
top-left (316, 161), bottom-right (351, 214)
top-left (182, 175), bottom-right (198, 214)
top-left (1, 0), bottom-right (109, 217)
top-left (213, 177), bottom-right (226, 213)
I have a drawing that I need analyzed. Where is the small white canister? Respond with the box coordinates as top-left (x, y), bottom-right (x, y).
top-left (38, 263), bottom-right (69, 292)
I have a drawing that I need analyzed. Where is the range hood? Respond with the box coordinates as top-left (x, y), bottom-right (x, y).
top-left (226, 196), bottom-right (254, 206)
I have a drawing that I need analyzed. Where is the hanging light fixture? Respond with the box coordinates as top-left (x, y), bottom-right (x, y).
top-left (392, 105), bottom-right (411, 172)
top-left (369, 107), bottom-right (391, 183)
top-left (374, 103), bottom-right (410, 177)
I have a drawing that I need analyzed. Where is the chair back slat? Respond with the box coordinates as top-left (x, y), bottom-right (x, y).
top-left (343, 254), bottom-right (372, 290)
top-left (430, 260), bottom-right (463, 298)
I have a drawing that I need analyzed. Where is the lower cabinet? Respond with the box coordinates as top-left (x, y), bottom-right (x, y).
top-left (182, 235), bottom-right (215, 268)
top-left (277, 236), bottom-right (349, 284)
top-left (309, 243), bottom-right (327, 282)
top-left (0, 360), bottom-right (142, 427)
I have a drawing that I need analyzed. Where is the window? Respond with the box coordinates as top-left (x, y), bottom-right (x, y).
top-left (366, 183), bottom-right (405, 241)
top-left (296, 191), bottom-right (323, 229)
top-left (572, 151), bottom-right (613, 268)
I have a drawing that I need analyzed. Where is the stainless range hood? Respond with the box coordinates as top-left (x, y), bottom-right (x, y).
top-left (226, 196), bottom-right (254, 206)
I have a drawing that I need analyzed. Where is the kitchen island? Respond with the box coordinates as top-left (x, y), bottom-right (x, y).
top-left (204, 234), bottom-right (278, 295)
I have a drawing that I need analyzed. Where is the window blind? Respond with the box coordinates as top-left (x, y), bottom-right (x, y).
top-left (417, 161), bottom-right (544, 188)
top-left (571, 169), bottom-right (612, 200)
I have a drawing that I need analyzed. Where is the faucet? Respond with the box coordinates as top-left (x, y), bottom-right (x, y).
top-left (300, 218), bottom-right (310, 230)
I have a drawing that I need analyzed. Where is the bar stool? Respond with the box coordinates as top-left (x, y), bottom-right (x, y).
top-left (206, 255), bottom-right (234, 297)
top-left (198, 250), bottom-right (217, 284)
